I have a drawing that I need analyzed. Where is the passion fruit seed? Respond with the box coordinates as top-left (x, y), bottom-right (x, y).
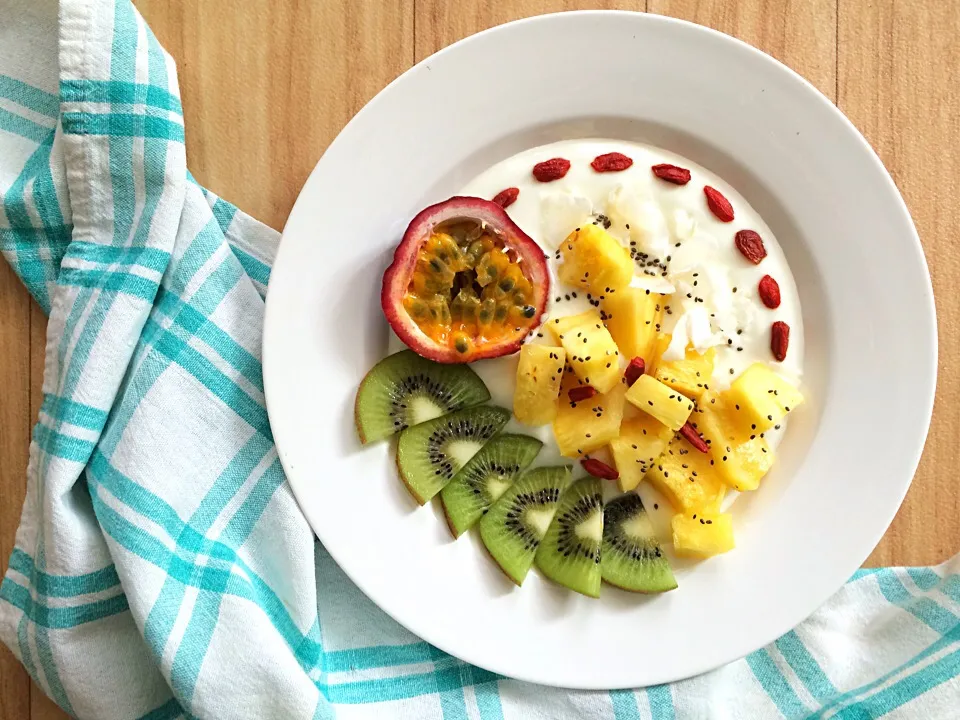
top-left (405, 228), bottom-right (536, 351)
top-left (479, 298), bottom-right (495, 325)
top-left (384, 197), bottom-right (548, 363)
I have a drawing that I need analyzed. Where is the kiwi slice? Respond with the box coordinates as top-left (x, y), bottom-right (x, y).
top-left (396, 405), bottom-right (509, 504)
top-left (601, 494), bottom-right (677, 593)
top-left (440, 434), bottom-right (543, 538)
top-left (535, 476), bottom-right (604, 597)
top-left (355, 350), bottom-right (490, 444)
top-left (479, 465), bottom-right (572, 585)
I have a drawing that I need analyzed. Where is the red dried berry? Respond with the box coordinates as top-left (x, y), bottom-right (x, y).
top-left (581, 458), bottom-right (619, 481)
top-left (651, 163), bottom-right (691, 185)
top-left (532, 158), bottom-right (571, 182)
top-left (624, 357), bottom-right (646, 386)
top-left (771, 321), bottom-right (790, 362)
top-left (492, 187), bottom-right (519, 209)
top-left (679, 422), bottom-right (709, 453)
top-left (704, 186), bottom-right (735, 222)
top-left (591, 152), bottom-right (634, 173)
top-left (568, 385), bottom-right (598, 403)
top-left (758, 275), bottom-right (781, 309)
top-left (735, 230), bottom-right (767, 264)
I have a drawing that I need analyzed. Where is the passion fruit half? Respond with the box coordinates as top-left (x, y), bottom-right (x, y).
top-left (382, 197), bottom-right (550, 363)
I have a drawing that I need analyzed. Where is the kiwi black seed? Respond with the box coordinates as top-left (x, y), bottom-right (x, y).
top-left (479, 466), bottom-right (573, 585)
top-left (396, 405), bottom-right (509, 505)
top-left (601, 494), bottom-right (677, 593)
top-left (535, 477), bottom-right (604, 597)
top-left (440, 434), bottom-right (543, 538)
top-left (354, 350), bottom-right (490, 444)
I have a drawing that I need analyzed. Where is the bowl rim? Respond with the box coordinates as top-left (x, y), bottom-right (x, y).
top-left (264, 9), bottom-right (938, 689)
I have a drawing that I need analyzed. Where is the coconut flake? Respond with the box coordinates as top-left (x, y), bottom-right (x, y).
top-left (662, 318), bottom-right (689, 362)
top-left (687, 305), bottom-right (721, 353)
top-left (540, 189), bottom-right (593, 249)
top-left (629, 274), bottom-right (676, 295)
top-left (606, 183), bottom-right (670, 257)
top-left (663, 305), bottom-right (722, 361)
top-left (668, 230), bottom-right (718, 275)
top-left (671, 208), bottom-right (697, 241)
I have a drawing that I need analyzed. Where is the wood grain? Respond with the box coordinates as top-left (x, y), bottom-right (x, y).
top-left (839, 0), bottom-right (960, 565)
top-left (647, 0), bottom-right (836, 98)
top-left (138, 0), bottom-right (415, 230)
top-left (0, 261), bottom-right (31, 720)
top-left (2, 1), bottom-right (959, 716)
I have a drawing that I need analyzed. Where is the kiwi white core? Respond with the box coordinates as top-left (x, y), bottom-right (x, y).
top-left (525, 508), bottom-right (556, 536)
top-left (410, 397), bottom-right (445, 425)
top-left (622, 512), bottom-right (655, 540)
top-left (487, 476), bottom-right (512, 502)
top-left (446, 439), bottom-right (485, 468)
top-left (576, 508), bottom-right (603, 542)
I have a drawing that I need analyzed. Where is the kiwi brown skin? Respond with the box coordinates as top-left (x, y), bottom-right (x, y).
top-left (602, 577), bottom-right (677, 594)
top-left (354, 389), bottom-right (368, 444)
top-left (477, 531), bottom-right (523, 587)
top-left (441, 502), bottom-right (462, 539)
top-left (396, 454), bottom-right (429, 506)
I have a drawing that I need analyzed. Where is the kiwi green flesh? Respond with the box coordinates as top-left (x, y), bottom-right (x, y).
top-left (441, 434), bottom-right (543, 537)
top-left (355, 350), bottom-right (490, 444)
top-left (535, 477), bottom-right (603, 598)
top-left (396, 405), bottom-right (510, 504)
top-left (601, 494), bottom-right (677, 593)
top-left (479, 465), bottom-right (572, 585)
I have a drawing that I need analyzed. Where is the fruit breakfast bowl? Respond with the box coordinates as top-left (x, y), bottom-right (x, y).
top-left (263, 12), bottom-right (936, 689)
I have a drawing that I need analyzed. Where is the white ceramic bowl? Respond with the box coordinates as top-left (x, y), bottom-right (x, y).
top-left (263, 11), bottom-right (936, 688)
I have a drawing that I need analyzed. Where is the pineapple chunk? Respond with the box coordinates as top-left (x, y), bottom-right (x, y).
top-left (672, 512), bottom-right (735, 558)
top-left (693, 392), bottom-right (775, 491)
top-left (625, 375), bottom-right (694, 430)
top-left (655, 347), bottom-right (715, 400)
top-left (553, 376), bottom-right (626, 457)
top-left (557, 225), bottom-right (633, 295)
top-left (610, 413), bottom-right (673, 492)
top-left (603, 287), bottom-right (665, 363)
top-left (728, 363), bottom-right (804, 433)
top-left (546, 310), bottom-right (600, 344)
top-left (647, 333), bottom-right (673, 376)
top-left (645, 436), bottom-right (726, 513)
top-left (514, 345), bottom-right (567, 426)
top-left (557, 315), bottom-right (622, 393)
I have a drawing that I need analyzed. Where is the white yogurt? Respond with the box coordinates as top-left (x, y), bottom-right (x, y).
top-left (389, 139), bottom-right (804, 517)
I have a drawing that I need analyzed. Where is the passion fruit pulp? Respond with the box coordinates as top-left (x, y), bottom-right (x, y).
top-left (382, 197), bottom-right (550, 363)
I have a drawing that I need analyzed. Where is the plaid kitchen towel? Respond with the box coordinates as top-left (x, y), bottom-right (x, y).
top-left (0, 1), bottom-right (958, 718)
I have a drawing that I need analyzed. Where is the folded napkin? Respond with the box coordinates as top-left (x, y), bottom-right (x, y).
top-left (0, 1), bottom-right (957, 718)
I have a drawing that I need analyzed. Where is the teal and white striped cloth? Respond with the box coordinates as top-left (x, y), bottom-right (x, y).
top-left (1, 1), bottom-right (958, 718)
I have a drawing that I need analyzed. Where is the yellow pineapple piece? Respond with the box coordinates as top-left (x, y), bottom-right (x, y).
top-left (693, 392), bottom-right (775, 491)
top-left (553, 375), bottom-right (626, 457)
top-left (625, 375), bottom-right (693, 431)
top-left (647, 333), bottom-right (673, 376)
top-left (546, 310), bottom-right (600, 343)
top-left (557, 225), bottom-right (633, 295)
top-left (655, 347), bottom-right (715, 400)
top-left (645, 436), bottom-right (726, 513)
top-left (610, 413), bottom-right (674, 492)
top-left (514, 345), bottom-right (567, 426)
top-left (557, 314), bottom-right (622, 393)
top-left (672, 512), bottom-right (735, 558)
top-left (728, 363), bottom-right (804, 433)
top-left (603, 287), bottom-right (665, 363)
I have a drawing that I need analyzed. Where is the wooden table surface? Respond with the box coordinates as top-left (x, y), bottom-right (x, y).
top-left (2, 1), bottom-right (959, 717)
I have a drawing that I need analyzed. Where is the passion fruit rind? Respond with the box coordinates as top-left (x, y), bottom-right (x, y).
top-left (382, 196), bottom-right (550, 364)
